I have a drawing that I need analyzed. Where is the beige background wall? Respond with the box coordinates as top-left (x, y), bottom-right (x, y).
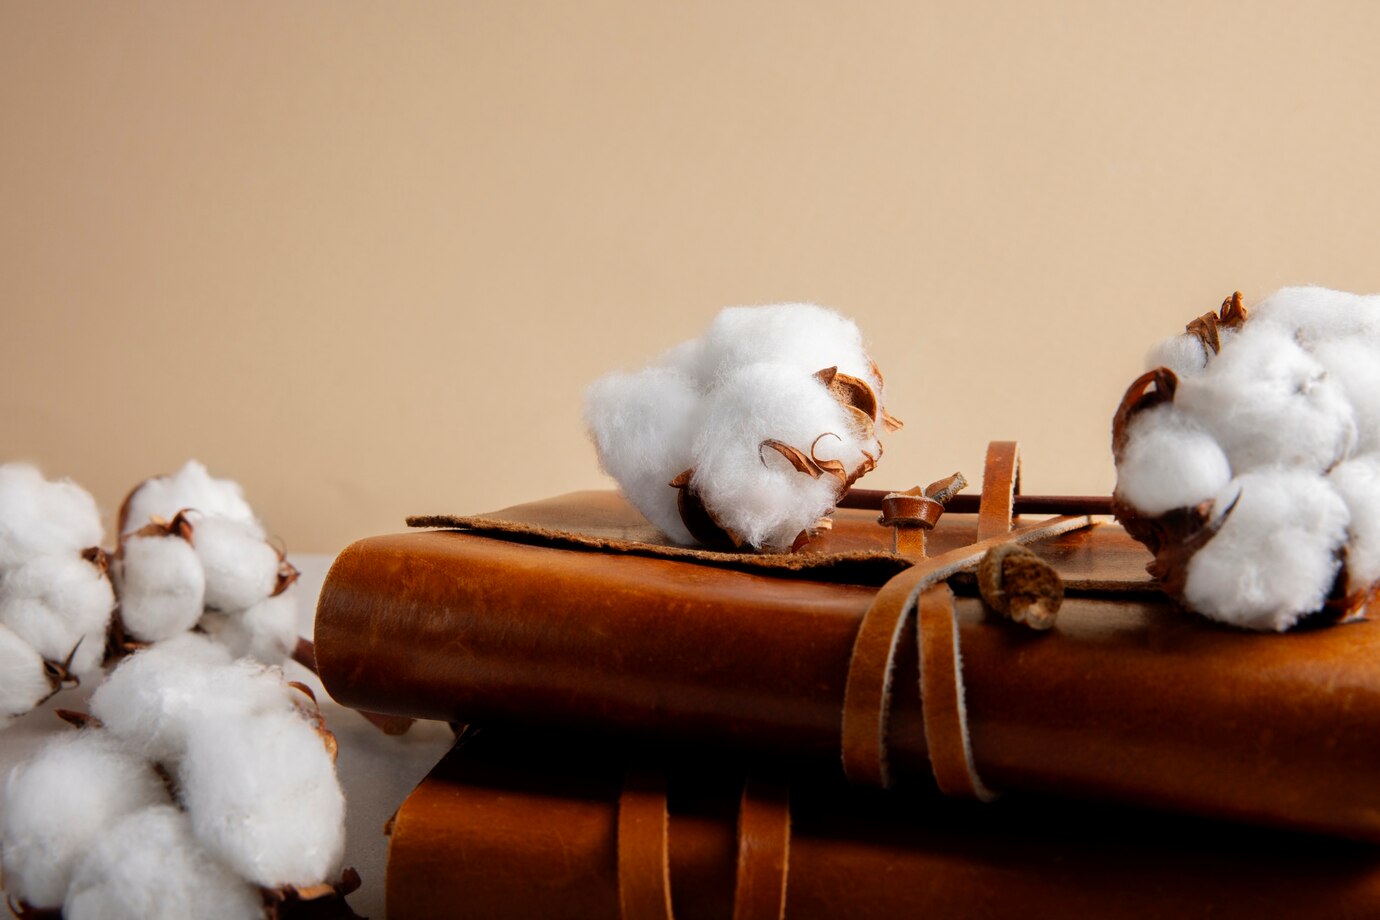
top-left (4, 2), bottom-right (1379, 553)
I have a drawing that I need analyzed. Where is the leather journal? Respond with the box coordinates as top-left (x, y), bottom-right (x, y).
top-left (316, 442), bottom-right (1380, 842)
top-left (386, 730), bottom-right (1380, 920)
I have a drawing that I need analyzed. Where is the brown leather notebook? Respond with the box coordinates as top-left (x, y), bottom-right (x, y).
top-left (387, 731), bottom-right (1380, 920)
top-left (317, 446), bottom-right (1380, 842)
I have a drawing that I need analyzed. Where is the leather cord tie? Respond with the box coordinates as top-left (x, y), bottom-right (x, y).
top-left (732, 777), bottom-right (791, 920)
top-left (618, 767), bottom-right (675, 920)
top-left (617, 769), bottom-right (792, 920)
top-left (841, 441), bottom-right (1094, 791)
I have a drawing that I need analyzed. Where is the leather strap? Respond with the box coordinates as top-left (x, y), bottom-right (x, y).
top-left (618, 768), bottom-right (675, 920)
top-left (732, 777), bottom-right (791, 920)
top-left (841, 514), bottom-right (1094, 787)
top-left (918, 582), bottom-right (997, 801)
top-left (977, 441), bottom-right (1021, 541)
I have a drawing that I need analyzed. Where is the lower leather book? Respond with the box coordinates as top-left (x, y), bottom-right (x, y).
top-left (317, 443), bottom-right (1380, 842)
top-left (387, 730), bottom-right (1380, 920)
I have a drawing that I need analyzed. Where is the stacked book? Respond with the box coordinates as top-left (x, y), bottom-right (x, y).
top-left (314, 442), bottom-right (1380, 918)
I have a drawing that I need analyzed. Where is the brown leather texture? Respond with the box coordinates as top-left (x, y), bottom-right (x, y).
top-left (317, 489), bottom-right (1380, 842)
top-left (387, 732), bottom-right (1380, 920)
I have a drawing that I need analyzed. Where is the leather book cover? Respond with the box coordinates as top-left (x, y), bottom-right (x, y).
top-left (317, 445), bottom-right (1380, 842)
top-left (386, 730), bottom-right (1380, 920)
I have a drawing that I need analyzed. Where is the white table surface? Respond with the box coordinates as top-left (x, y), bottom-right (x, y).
top-left (0, 554), bottom-right (457, 920)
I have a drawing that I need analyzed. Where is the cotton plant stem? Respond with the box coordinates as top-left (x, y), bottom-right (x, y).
top-left (841, 491), bottom-right (1114, 516)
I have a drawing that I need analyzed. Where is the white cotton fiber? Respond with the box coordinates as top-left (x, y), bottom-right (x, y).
top-left (1328, 455), bottom-right (1380, 590)
top-left (1114, 403), bottom-right (1232, 516)
top-left (121, 461), bottom-right (262, 538)
top-left (0, 623), bottom-right (51, 726)
top-left (90, 634), bottom-right (293, 764)
top-left (0, 731), bottom-right (170, 908)
top-left (1250, 285), bottom-right (1380, 347)
top-left (1182, 469), bottom-right (1350, 631)
top-left (1144, 333), bottom-right (1211, 379)
top-left (0, 464), bottom-right (104, 569)
top-left (1311, 338), bottom-right (1380, 455)
top-left (583, 366), bottom-right (700, 544)
top-left (693, 363), bottom-right (862, 549)
top-left (0, 554), bottom-right (115, 664)
top-left (695, 303), bottom-right (880, 394)
top-left (198, 587), bottom-right (299, 664)
top-left (116, 531), bottom-right (206, 642)
top-left (191, 513), bottom-right (282, 612)
top-left (180, 708), bottom-right (345, 888)
top-left (1175, 324), bottom-right (1356, 474)
top-left (64, 805), bottom-right (262, 920)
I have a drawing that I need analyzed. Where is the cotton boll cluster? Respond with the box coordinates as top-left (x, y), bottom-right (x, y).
top-left (1116, 287), bottom-right (1380, 630)
top-left (3, 636), bottom-right (348, 917)
top-left (585, 303), bottom-right (901, 550)
top-left (0, 464), bottom-right (114, 726)
top-left (116, 462), bottom-right (299, 664)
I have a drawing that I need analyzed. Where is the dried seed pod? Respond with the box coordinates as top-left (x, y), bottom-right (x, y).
top-left (977, 543), bottom-right (1063, 630)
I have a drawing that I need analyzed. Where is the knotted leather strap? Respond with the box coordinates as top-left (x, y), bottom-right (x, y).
top-left (977, 441), bottom-right (1020, 541)
top-left (840, 514), bottom-right (1094, 787)
top-left (732, 778), bottom-right (791, 920)
top-left (619, 768), bottom-right (675, 920)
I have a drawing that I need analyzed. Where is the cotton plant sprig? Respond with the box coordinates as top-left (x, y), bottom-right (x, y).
top-left (2, 634), bottom-right (358, 920)
top-left (584, 303), bottom-right (902, 551)
top-left (0, 465), bottom-right (115, 728)
top-left (1114, 286), bottom-right (1380, 631)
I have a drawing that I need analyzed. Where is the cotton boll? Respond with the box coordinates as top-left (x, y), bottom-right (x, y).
top-left (0, 623), bottom-right (51, 726)
top-left (180, 709), bottom-right (345, 887)
top-left (199, 588), bottom-right (299, 664)
top-left (64, 805), bottom-right (261, 920)
top-left (1, 731), bottom-right (170, 908)
top-left (692, 363), bottom-right (864, 549)
top-left (91, 635), bottom-right (293, 764)
top-left (1328, 455), bottom-right (1380, 590)
top-left (0, 554), bottom-right (115, 663)
top-left (117, 531), bottom-right (206, 642)
top-left (0, 464), bottom-right (104, 569)
top-left (584, 366), bottom-right (700, 543)
top-left (1183, 469), bottom-right (1350, 631)
top-left (1175, 325), bottom-right (1356, 474)
top-left (1115, 404), bottom-right (1232, 516)
top-left (1250, 285), bottom-right (1380, 347)
top-left (191, 513), bottom-right (282, 612)
top-left (120, 460), bottom-right (262, 537)
top-left (695, 304), bottom-right (882, 399)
